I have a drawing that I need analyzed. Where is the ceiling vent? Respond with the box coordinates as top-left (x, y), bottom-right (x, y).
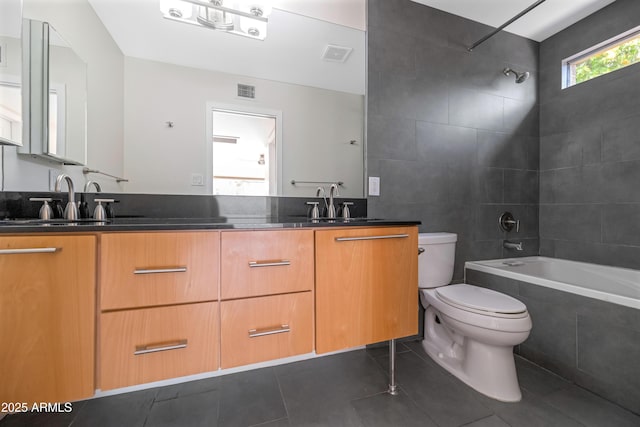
top-left (237, 84), bottom-right (256, 99)
top-left (213, 135), bottom-right (239, 144)
top-left (322, 44), bottom-right (353, 63)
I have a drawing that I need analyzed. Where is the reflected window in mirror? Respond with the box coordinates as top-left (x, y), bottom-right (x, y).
top-left (48, 86), bottom-right (63, 155)
top-left (209, 105), bottom-right (282, 196)
top-left (0, 79), bottom-right (21, 145)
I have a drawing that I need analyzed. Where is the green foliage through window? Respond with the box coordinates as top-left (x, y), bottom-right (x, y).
top-left (565, 30), bottom-right (640, 87)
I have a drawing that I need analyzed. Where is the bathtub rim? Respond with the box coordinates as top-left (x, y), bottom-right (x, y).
top-left (465, 256), bottom-right (640, 310)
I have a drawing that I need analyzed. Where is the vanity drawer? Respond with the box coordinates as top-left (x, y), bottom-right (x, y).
top-left (100, 231), bottom-right (219, 310)
top-left (100, 302), bottom-right (218, 390)
top-left (220, 230), bottom-right (314, 299)
top-left (220, 292), bottom-right (313, 368)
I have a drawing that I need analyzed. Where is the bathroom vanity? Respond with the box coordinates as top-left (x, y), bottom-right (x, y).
top-left (0, 220), bottom-right (418, 404)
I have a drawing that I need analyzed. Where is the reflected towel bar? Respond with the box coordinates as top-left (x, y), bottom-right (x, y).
top-left (291, 180), bottom-right (343, 186)
top-left (82, 167), bottom-right (129, 183)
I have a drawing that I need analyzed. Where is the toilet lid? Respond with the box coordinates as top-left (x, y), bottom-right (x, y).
top-left (435, 284), bottom-right (526, 315)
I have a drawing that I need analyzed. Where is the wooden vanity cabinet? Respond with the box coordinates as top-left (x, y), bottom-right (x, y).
top-left (314, 226), bottom-right (419, 354)
top-left (98, 231), bottom-right (220, 390)
top-left (0, 235), bottom-right (96, 404)
top-left (219, 230), bottom-right (314, 368)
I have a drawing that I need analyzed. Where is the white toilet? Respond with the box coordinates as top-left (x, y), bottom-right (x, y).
top-left (418, 232), bottom-right (532, 402)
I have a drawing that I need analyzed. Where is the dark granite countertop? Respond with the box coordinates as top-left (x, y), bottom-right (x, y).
top-left (0, 216), bottom-right (420, 233)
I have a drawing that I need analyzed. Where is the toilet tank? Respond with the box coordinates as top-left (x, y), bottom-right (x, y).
top-left (418, 233), bottom-right (457, 289)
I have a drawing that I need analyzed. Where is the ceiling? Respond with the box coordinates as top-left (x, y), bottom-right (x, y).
top-left (88, 0), bottom-right (366, 95)
top-left (411, 0), bottom-right (617, 42)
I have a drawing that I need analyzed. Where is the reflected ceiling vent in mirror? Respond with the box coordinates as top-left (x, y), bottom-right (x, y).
top-left (322, 44), bottom-right (353, 63)
top-left (237, 83), bottom-right (256, 99)
top-left (213, 135), bottom-right (239, 144)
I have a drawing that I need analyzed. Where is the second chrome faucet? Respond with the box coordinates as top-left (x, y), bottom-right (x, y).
top-left (54, 174), bottom-right (78, 220)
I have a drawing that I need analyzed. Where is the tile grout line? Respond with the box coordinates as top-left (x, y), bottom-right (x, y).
top-left (273, 366), bottom-right (291, 424)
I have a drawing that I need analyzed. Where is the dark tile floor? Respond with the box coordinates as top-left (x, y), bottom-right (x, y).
top-left (2, 341), bottom-right (639, 427)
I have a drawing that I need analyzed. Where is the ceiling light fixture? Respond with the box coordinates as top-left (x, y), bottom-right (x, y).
top-left (160, 0), bottom-right (272, 40)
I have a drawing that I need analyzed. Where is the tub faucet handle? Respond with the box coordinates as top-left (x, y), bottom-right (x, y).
top-left (499, 212), bottom-right (520, 233)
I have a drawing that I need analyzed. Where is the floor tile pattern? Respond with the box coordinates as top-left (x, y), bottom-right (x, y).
top-left (2, 341), bottom-right (638, 426)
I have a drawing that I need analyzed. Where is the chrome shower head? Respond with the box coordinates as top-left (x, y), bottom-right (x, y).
top-left (503, 67), bottom-right (530, 83)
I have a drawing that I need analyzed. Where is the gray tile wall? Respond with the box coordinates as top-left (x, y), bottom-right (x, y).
top-left (467, 269), bottom-right (640, 415)
top-left (367, 0), bottom-right (540, 280)
top-left (539, 0), bottom-right (640, 269)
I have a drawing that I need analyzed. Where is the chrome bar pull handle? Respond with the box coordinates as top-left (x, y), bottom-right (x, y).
top-left (335, 234), bottom-right (409, 242)
top-left (134, 339), bottom-right (188, 355)
top-left (248, 324), bottom-right (291, 338)
top-left (0, 247), bottom-right (59, 255)
top-left (133, 267), bottom-right (188, 275)
top-left (248, 260), bottom-right (291, 268)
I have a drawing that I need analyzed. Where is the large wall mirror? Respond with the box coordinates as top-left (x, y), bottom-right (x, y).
top-left (7, 0), bottom-right (366, 197)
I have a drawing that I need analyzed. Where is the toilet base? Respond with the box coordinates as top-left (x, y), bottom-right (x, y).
top-left (422, 307), bottom-right (523, 402)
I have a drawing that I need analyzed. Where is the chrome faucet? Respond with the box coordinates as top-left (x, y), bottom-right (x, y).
top-left (328, 183), bottom-right (339, 219)
top-left (503, 240), bottom-right (523, 251)
top-left (316, 186), bottom-right (328, 216)
top-left (83, 180), bottom-right (102, 192)
top-left (54, 174), bottom-right (78, 220)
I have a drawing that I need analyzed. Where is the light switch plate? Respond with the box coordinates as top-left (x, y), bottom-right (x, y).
top-left (191, 173), bottom-right (204, 186)
top-left (368, 176), bottom-right (380, 196)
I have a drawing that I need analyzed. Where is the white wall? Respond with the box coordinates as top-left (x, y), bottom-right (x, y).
top-left (123, 57), bottom-right (364, 197)
top-left (3, 0), bottom-right (124, 192)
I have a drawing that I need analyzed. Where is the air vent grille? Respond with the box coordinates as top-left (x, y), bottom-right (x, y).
top-left (213, 135), bottom-right (239, 144)
top-left (237, 84), bottom-right (256, 99)
top-left (322, 44), bottom-right (353, 63)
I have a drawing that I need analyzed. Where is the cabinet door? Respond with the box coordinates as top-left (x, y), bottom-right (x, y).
top-left (315, 226), bottom-right (418, 353)
top-left (221, 230), bottom-right (314, 299)
top-left (100, 231), bottom-right (219, 310)
top-left (0, 235), bottom-right (96, 404)
top-left (100, 302), bottom-right (218, 390)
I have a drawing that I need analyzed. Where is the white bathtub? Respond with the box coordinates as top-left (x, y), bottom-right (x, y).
top-left (465, 256), bottom-right (640, 310)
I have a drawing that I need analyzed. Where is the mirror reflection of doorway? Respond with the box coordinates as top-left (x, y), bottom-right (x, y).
top-left (211, 109), bottom-right (277, 196)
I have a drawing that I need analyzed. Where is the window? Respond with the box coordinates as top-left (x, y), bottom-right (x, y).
top-left (563, 26), bottom-right (640, 88)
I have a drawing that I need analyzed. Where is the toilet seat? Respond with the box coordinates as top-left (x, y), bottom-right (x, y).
top-left (435, 284), bottom-right (529, 319)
